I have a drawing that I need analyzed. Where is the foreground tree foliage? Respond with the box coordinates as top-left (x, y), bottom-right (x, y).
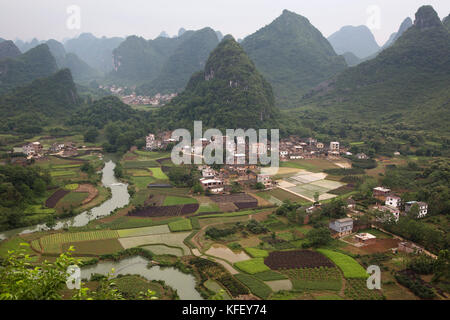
top-left (0, 245), bottom-right (156, 300)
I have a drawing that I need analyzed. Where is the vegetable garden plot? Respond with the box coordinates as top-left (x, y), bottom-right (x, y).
top-left (317, 249), bottom-right (368, 279)
top-left (210, 194), bottom-right (257, 203)
top-left (282, 267), bottom-right (342, 291)
top-left (264, 250), bottom-right (335, 269)
top-left (39, 230), bottom-right (119, 254)
top-left (234, 201), bottom-right (258, 209)
top-left (45, 189), bottom-right (70, 208)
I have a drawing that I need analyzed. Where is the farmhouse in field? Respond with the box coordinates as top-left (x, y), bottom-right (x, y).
top-left (329, 218), bottom-right (353, 237)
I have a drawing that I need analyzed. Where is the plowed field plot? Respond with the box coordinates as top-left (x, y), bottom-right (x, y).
top-left (210, 194), bottom-right (257, 203)
top-left (264, 250), bottom-right (334, 269)
top-left (118, 232), bottom-right (191, 255)
top-left (128, 205), bottom-right (188, 217)
top-left (45, 189), bottom-right (70, 208)
top-left (234, 201), bottom-right (258, 209)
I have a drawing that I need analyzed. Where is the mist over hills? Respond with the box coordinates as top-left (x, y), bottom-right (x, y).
top-left (327, 25), bottom-right (380, 59)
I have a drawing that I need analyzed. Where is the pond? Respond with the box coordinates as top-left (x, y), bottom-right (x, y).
top-left (0, 160), bottom-right (129, 240)
top-left (81, 256), bottom-right (203, 300)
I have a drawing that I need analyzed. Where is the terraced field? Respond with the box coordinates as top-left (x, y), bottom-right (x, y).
top-left (39, 230), bottom-right (120, 254)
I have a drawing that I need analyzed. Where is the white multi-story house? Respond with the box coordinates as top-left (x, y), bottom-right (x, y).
top-left (385, 195), bottom-right (401, 209)
top-left (330, 141), bottom-right (340, 151)
top-left (405, 201), bottom-right (428, 218)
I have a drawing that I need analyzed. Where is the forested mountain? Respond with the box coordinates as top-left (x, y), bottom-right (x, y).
top-left (160, 36), bottom-right (279, 129)
top-left (327, 25), bottom-right (380, 59)
top-left (137, 28), bottom-right (219, 95)
top-left (241, 10), bottom-right (347, 108)
top-left (0, 69), bottom-right (79, 134)
top-left (112, 28), bottom-right (219, 93)
top-left (304, 5), bottom-right (450, 132)
top-left (64, 33), bottom-right (124, 74)
top-left (0, 44), bottom-right (58, 94)
top-left (0, 40), bottom-right (21, 60)
top-left (111, 34), bottom-right (187, 82)
top-left (382, 18), bottom-right (413, 49)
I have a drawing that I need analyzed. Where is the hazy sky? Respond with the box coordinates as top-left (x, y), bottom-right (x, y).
top-left (1, 0), bottom-right (449, 45)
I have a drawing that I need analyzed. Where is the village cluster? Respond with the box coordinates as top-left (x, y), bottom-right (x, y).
top-left (8, 140), bottom-right (94, 165)
top-left (99, 85), bottom-right (177, 106)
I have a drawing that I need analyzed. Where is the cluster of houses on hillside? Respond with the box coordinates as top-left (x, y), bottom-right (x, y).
top-left (10, 141), bottom-right (81, 162)
top-left (278, 136), bottom-right (351, 160)
top-left (373, 186), bottom-right (428, 221)
top-left (99, 85), bottom-right (177, 106)
top-left (121, 92), bottom-right (177, 106)
top-left (145, 132), bottom-right (349, 161)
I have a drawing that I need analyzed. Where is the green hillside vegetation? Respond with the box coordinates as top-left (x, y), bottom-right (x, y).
top-left (160, 36), bottom-right (279, 129)
top-left (241, 10), bottom-right (347, 108)
top-left (301, 6), bottom-right (450, 134)
top-left (111, 33), bottom-right (191, 82)
top-left (0, 44), bottom-right (58, 94)
top-left (0, 165), bottom-right (52, 230)
top-left (0, 69), bottom-right (80, 134)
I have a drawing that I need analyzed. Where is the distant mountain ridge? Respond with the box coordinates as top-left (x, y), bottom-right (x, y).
top-left (382, 18), bottom-right (413, 49)
top-left (112, 28), bottom-right (220, 94)
top-left (65, 33), bottom-right (124, 74)
top-left (137, 27), bottom-right (219, 95)
top-left (327, 25), bottom-right (380, 59)
top-left (241, 9), bottom-right (347, 108)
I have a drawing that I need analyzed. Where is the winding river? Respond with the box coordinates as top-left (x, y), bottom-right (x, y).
top-left (0, 160), bottom-right (130, 240)
top-left (0, 158), bottom-right (204, 300)
top-left (81, 256), bottom-right (203, 300)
